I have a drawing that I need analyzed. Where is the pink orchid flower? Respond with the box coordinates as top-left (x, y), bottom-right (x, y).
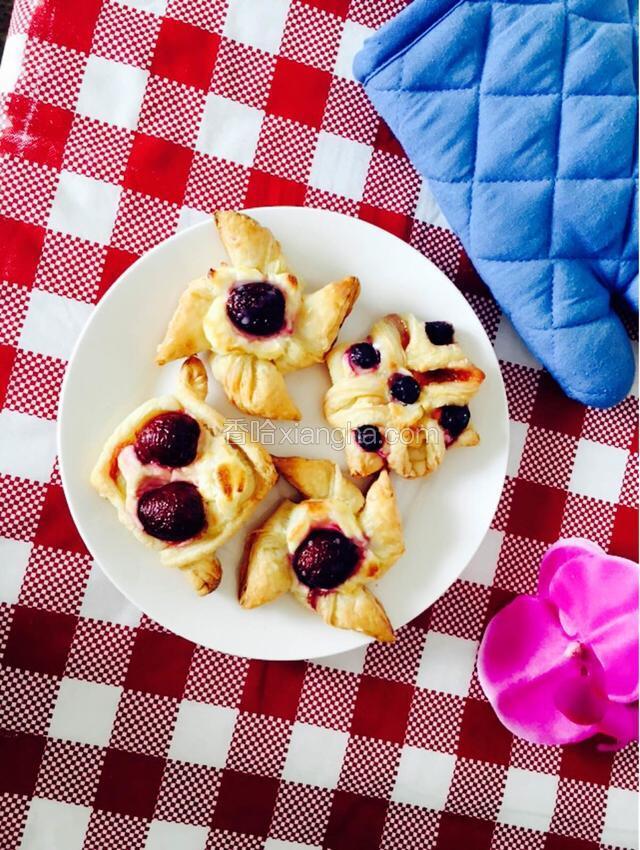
top-left (478, 539), bottom-right (639, 750)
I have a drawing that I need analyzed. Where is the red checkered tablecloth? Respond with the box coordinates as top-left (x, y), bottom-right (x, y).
top-left (0, 1), bottom-right (638, 848)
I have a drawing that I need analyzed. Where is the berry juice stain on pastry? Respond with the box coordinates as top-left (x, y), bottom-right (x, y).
top-left (239, 457), bottom-right (405, 642)
top-left (156, 211), bottom-right (361, 421)
top-left (417, 367), bottom-right (472, 385)
top-left (386, 313), bottom-right (410, 348)
top-left (90, 356), bottom-right (277, 595)
top-left (324, 313), bottom-right (485, 478)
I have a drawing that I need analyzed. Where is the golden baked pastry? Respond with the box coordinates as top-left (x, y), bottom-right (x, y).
top-left (157, 211), bottom-right (360, 421)
top-left (324, 313), bottom-right (485, 478)
top-left (239, 456), bottom-right (404, 642)
top-left (91, 356), bottom-right (277, 594)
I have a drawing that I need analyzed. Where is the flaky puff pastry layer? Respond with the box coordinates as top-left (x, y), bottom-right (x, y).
top-left (157, 211), bottom-right (360, 421)
top-left (91, 357), bottom-right (277, 595)
top-left (324, 313), bottom-right (485, 478)
top-left (239, 457), bottom-right (405, 642)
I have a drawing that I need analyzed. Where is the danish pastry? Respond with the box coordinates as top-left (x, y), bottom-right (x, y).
top-left (324, 313), bottom-right (485, 478)
top-left (239, 456), bottom-right (404, 642)
top-left (157, 211), bottom-right (360, 421)
top-left (91, 356), bottom-right (277, 594)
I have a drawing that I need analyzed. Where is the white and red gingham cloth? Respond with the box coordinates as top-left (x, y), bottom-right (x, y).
top-left (0, 1), bottom-right (638, 849)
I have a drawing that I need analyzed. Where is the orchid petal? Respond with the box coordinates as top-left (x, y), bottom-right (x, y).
top-left (538, 538), bottom-right (603, 597)
top-left (596, 701), bottom-right (640, 751)
top-left (546, 555), bottom-right (639, 702)
top-left (478, 596), bottom-right (606, 745)
top-left (554, 648), bottom-right (608, 725)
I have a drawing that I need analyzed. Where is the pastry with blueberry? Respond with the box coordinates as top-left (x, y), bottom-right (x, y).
top-left (324, 313), bottom-right (485, 478)
top-left (91, 356), bottom-right (277, 594)
top-left (157, 211), bottom-right (360, 421)
top-left (239, 456), bottom-right (404, 642)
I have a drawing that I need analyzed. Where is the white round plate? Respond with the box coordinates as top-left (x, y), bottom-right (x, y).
top-left (59, 207), bottom-right (508, 660)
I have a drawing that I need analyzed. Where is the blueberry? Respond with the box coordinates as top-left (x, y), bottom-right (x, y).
top-left (293, 528), bottom-right (360, 589)
top-left (348, 342), bottom-right (380, 371)
top-left (137, 481), bottom-right (206, 542)
top-left (135, 412), bottom-right (200, 468)
top-left (226, 282), bottom-right (286, 337)
top-left (440, 405), bottom-right (470, 438)
top-left (354, 425), bottom-right (384, 453)
top-left (389, 373), bottom-right (421, 405)
top-left (425, 321), bottom-right (454, 345)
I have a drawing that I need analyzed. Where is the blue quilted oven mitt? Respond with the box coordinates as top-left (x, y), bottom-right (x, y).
top-left (354, 0), bottom-right (638, 408)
